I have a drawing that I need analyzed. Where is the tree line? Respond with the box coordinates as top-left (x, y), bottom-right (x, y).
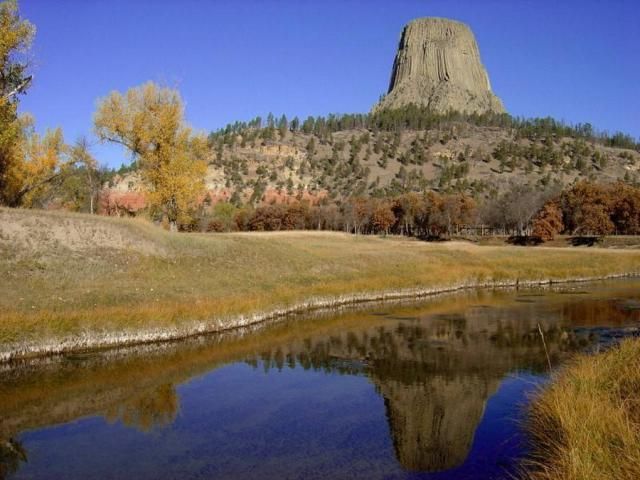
top-left (187, 191), bottom-right (476, 236)
top-left (209, 105), bottom-right (640, 152)
top-left (180, 180), bottom-right (640, 241)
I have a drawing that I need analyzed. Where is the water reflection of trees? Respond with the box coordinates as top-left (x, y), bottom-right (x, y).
top-left (0, 384), bottom-right (178, 478)
top-left (0, 439), bottom-right (27, 480)
top-left (0, 383), bottom-right (178, 478)
top-left (559, 297), bottom-right (640, 327)
top-left (104, 384), bottom-right (178, 432)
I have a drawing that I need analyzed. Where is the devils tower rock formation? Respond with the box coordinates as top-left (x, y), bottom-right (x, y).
top-left (376, 374), bottom-right (499, 471)
top-left (376, 17), bottom-right (505, 114)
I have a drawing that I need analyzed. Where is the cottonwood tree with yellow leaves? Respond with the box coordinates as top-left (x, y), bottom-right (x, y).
top-left (94, 82), bottom-right (208, 230)
top-left (0, 0), bottom-right (84, 208)
top-left (0, 0), bottom-right (35, 205)
top-left (7, 120), bottom-right (68, 207)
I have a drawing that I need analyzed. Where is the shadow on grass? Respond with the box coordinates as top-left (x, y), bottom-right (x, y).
top-left (507, 236), bottom-right (544, 246)
top-left (416, 234), bottom-right (451, 242)
top-left (567, 236), bottom-right (601, 247)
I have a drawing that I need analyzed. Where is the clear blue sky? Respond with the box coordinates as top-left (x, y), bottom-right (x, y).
top-left (18, 0), bottom-right (640, 168)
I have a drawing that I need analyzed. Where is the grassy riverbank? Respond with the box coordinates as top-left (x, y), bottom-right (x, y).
top-left (2, 207), bottom-right (640, 358)
top-left (525, 338), bottom-right (640, 480)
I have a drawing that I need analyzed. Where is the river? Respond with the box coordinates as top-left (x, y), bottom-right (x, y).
top-left (1, 279), bottom-right (639, 479)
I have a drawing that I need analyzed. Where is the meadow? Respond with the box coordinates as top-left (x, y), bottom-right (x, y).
top-left (2, 207), bottom-right (640, 359)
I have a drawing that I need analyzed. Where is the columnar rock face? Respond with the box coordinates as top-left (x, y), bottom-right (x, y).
top-left (376, 17), bottom-right (505, 114)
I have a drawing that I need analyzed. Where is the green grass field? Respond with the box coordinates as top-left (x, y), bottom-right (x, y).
top-left (2, 207), bottom-right (640, 358)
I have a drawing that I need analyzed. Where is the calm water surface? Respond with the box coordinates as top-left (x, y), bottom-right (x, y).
top-left (1, 280), bottom-right (639, 479)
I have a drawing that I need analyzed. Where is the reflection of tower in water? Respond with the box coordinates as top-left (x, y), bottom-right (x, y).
top-left (368, 310), bottom-right (562, 471)
top-left (378, 374), bottom-right (498, 471)
top-left (261, 306), bottom-right (567, 472)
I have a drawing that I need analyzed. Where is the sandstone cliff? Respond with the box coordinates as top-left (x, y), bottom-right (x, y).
top-left (376, 17), bottom-right (505, 114)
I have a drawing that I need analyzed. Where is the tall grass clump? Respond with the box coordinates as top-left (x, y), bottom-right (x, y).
top-left (523, 338), bottom-right (640, 480)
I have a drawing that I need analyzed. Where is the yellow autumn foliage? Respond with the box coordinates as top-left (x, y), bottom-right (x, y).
top-left (94, 82), bottom-right (208, 228)
top-left (0, 0), bottom-right (36, 206)
top-left (1, 113), bottom-right (71, 207)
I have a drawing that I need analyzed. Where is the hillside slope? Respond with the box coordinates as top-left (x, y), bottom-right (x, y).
top-left (110, 115), bottom-right (640, 206)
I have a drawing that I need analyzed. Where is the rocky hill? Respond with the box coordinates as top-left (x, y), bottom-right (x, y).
top-left (375, 17), bottom-right (505, 114)
top-left (104, 109), bottom-right (639, 213)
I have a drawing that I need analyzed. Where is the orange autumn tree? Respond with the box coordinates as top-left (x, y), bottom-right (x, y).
top-left (561, 181), bottom-right (615, 236)
top-left (433, 193), bottom-right (476, 237)
top-left (371, 199), bottom-right (395, 234)
top-left (94, 82), bottom-right (207, 230)
top-left (532, 201), bottom-right (564, 241)
top-left (610, 181), bottom-right (640, 235)
top-left (392, 192), bottom-right (422, 236)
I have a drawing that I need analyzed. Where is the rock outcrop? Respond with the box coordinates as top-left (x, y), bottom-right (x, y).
top-left (375, 17), bottom-right (505, 115)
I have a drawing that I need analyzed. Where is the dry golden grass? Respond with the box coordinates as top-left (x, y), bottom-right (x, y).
top-left (524, 339), bottom-right (640, 480)
top-left (2, 207), bottom-right (640, 353)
